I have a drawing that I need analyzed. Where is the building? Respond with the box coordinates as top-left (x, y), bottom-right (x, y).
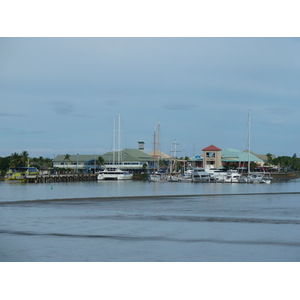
top-left (202, 145), bottom-right (223, 169)
top-left (52, 149), bottom-right (155, 174)
top-left (101, 148), bottom-right (154, 173)
top-left (189, 145), bottom-right (263, 170)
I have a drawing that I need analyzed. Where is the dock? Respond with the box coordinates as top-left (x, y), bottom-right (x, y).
top-left (30, 174), bottom-right (98, 183)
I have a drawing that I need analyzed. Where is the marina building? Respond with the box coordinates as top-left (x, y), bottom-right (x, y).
top-left (52, 149), bottom-right (154, 174)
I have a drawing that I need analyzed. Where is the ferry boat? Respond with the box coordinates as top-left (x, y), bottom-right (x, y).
top-left (97, 167), bottom-right (133, 180)
top-left (4, 167), bottom-right (39, 183)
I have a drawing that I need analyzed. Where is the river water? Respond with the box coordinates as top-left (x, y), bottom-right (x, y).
top-left (1, 179), bottom-right (300, 262)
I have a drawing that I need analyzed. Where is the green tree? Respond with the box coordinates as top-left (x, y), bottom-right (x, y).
top-left (21, 151), bottom-right (29, 167)
top-left (9, 152), bottom-right (21, 167)
top-left (266, 153), bottom-right (273, 165)
top-left (64, 154), bottom-right (73, 172)
top-left (97, 156), bottom-right (104, 167)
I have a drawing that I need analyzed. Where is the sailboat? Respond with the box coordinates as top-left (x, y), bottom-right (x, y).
top-left (97, 113), bottom-right (133, 180)
top-left (148, 126), bottom-right (161, 182)
top-left (239, 110), bottom-right (272, 184)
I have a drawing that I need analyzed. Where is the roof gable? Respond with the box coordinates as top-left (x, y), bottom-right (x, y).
top-left (202, 145), bottom-right (222, 151)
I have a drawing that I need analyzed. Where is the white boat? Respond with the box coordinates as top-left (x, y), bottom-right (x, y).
top-left (167, 175), bottom-right (181, 182)
top-left (191, 167), bottom-right (211, 182)
top-left (240, 172), bottom-right (272, 184)
top-left (239, 110), bottom-right (272, 184)
top-left (205, 167), bottom-right (227, 182)
top-left (97, 167), bottom-right (133, 180)
top-left (98, 113), bottom-right (133, 181)
top-left (223, 170), bottom-right (242, 183)
top-left (148, 174), bottom-right (162, 182)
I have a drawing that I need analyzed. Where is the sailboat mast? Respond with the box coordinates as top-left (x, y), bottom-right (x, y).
top-left (248, 109), bottom-right (251, 174)
top-left (153, 126), bottom-right (156, 173)
top-left (113, 119), bottom-right (115, 166)
top-left (118, 113), bottom-right (121, 166)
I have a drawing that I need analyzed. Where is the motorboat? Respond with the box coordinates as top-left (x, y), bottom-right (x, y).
top-left (223, 170), bottom-right (242, 183)
top-left (97, 167), bottom-right (133, 180)
top-left (148, 174), bottom-right (162, 182)
top-left (240, 172), bottom-right (272, 184)
top-left (191, 167), bottom-right (211, 182)
top-left (205, 167), bottom-right (227, 182)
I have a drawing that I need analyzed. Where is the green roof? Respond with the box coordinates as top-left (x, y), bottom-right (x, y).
top-left (53, 154), bottom-right (103, 163)
top-left (53, 149), bottom-right (154, 163)
top-left (102, 148), bottom-right (154, 162)
top-left (221, 148), bottom-right (263, 162)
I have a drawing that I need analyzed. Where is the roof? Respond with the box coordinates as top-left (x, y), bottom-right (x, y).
top-left (148, 150), bottom-right (172, 159)
top-left (102, 148), bottom-right (154, 162)
top-left (222, 148), bottom-right (263, 162)
top-left (53, 154), bottom-right (103, 163)
top-left (53, 149), bottom-right (154, 163)
top-left (202, 145), bottom-right (222, 151)
top-left (243, 150), bottom-right (276, 162)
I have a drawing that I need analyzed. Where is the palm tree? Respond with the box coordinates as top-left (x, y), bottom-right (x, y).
top-left (44, 158), bottom-right (53, 168)
top-left (21, 151), bottom-right (29, 167)
top-left (64, 154), bottom-right (73, 172)
top-left (10, 152), bottom-right (21, 167)
top-left (97, 156), bottom-right (105, 169)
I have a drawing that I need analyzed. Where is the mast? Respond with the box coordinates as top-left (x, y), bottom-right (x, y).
top-left (153, 126), bottom-right (156, 173)
top-left (157, 121), bottom-right (161, 172)
top-left (113, 119), bottom-right (115, 166)
top-left (247, 109), bottom-right (251, 174)
top-left (118, 113), bottom-right (121, 167)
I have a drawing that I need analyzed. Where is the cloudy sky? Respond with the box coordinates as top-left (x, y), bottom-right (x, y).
top-left (1, 37), bottom-right (300, 158)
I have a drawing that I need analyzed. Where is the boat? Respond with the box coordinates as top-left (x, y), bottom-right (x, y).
top-left (239, 110), bottom-right (273, 184)
top-left (191, 167), bottom-right (211, 182)
top-left (97, 167), bottom-right (133, 180)
top-left (4, 167), bottom-right (39, 183)
top-left (97, 113), bottom-right (133, 181)
top-left (148, 124), bottom-right (161, 182)
top-left (167, 174), bottom-right (182, 182)
top-left (223, 170), bottom-right (242, 183)
top-left (148, 174), bottom-right (162, 182)
top-left (240, 172), bottom-right (272, 184)
top-left (180, 170), bottom-right (193, 181)
top-left (205, 167), bottom-right (227, 182)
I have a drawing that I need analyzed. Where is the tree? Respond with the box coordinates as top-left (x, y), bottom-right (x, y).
top-left (97, 156), bottom-right (104, 167)
top-left (9, 152), bottom-right (21, 167)
top-left (266, 153), bottom-right (273, 165)
top-left (63, 154), bottom-right (73, 172)
top-left (64, 154), bottom-right (72, 164)
top-left (21, 151), bottom-right (29, 167)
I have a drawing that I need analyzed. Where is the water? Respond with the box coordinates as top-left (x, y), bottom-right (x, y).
top-left (1, 179), bottom-right (300, 261)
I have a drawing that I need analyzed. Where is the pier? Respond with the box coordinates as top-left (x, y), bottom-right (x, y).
top-left (31, 174), bottom-right (98, 183)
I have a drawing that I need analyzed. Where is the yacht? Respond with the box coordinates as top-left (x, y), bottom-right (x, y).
top-left (223, 170), bottom-right (242, 183)
top-left (97, 167), bottom-right (133, 180)
top-left (191, 167), bottom-right (211, 182)
top-left (148, 174), bottom-right (162, 182)
top-left (205, 167), bottom-right (227, 182)
top-left (240, 172), bottom-right (272, 184)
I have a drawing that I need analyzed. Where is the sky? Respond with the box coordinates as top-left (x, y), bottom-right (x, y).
top-left (1, 4), bottom-right (300, 159)
top-left (1, 37), bottom-right (300, 158)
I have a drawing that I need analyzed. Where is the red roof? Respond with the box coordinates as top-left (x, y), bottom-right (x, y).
top-left (202, 145), bottom-right (222, 151)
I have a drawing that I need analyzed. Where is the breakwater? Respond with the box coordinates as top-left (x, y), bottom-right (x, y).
top-left (33, 174), bottom-right (97, 183)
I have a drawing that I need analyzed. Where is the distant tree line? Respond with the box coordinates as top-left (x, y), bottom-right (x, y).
top-left (266, 153), bottom-right (300, 172)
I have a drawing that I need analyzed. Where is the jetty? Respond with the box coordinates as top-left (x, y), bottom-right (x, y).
top-left (31, 174), bottom-right (97, 183)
